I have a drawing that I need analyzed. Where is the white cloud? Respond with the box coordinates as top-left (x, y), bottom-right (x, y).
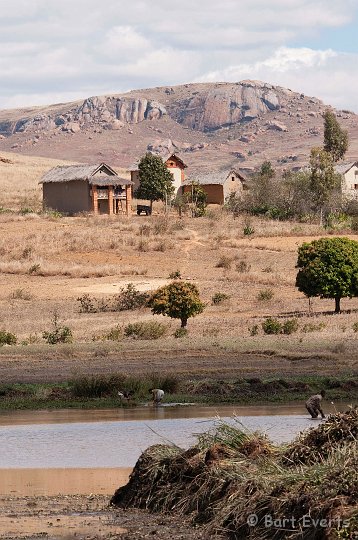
top-left (198, 47), bottom-right (338, 80)
top-left (96, 26), bottom-right (150, 57)
top-left (0, 0), bottom-right (357, 109)
top-left (197, 47), bottom-right (358, 111)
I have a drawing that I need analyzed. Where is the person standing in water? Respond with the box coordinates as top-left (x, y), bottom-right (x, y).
top-left (305, 390), bottom-right (326, 419)
top-left (150, 388), bottom-right (164, 405)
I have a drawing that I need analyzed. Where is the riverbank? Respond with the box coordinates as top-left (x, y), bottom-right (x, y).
top-left (111, 409), bottom-right (358, 539)
top-left (0, 493), bottom-right (208, 540)
top-left (0, 373), bottom-right (357, 410)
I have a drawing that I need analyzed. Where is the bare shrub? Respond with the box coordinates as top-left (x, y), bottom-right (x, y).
top-left (257, 289), bottom-right (274, 301)
top-left (139, 224), bottom-right (152, 237)
top-left (9, 288), bottom-right (33, 301)
top-left (124, 321), bottom-right (167, 340)
top-left (153, 216), bottom-right (169, 235)
top-left (114, 284), bottom-right (149, 311)
top-left (212, 292), bottom-right (230, 305)
top-left (236, 260), bottom-right (251, 273)
top-left (216, 255), bottom-right (232, 269)
top-left (137, 239), bottom-right (149, 252)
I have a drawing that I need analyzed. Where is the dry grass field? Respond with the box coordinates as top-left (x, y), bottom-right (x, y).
top-left (0, 151), bottom-right (357, 383)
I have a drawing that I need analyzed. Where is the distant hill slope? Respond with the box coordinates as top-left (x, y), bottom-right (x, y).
top-left (1, 80), bottom-right (357, 173)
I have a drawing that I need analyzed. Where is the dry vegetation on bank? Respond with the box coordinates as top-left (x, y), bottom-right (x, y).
top-left (111, 409), bottom-right (358, 539)
top-left (0, 151), bottom-right (358, 383)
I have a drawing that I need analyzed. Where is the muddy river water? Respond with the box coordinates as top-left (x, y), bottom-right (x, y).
top-left (0, 402), bottom-right (350, 496)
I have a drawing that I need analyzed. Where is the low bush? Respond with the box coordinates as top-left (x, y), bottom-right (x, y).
top-left (139, 224), bottom-right (151, 237)
top-left (168, 270), bottom-right (181, 279)
top-left (257, 289), bottom-right (274, 301)
top-left (114, 283), bottom-right (149, 311)
top-left (103, 325), bottom-right (123, 342)
top-left (0, 330), bottom-right (17, 346)
top-left (174, 327), bottom-right (188, 338)
top-left (261, 317), bottom-right (298, 335)
top-left (236, 260), bottom-right (251, 273)
top-left (243, 224), bottom-right (255, 236)
top-left (262, 317), bottom-right (282, 334)
top-left (43, 311), bottom-right (73, 345)
top-left (211, 292), bottom-right (230, 305)
top-left (124, 321), bottom-right (167, 340)
top-left (249, 324), bottom-right (259, 336)
top-left (9, 288), bottom-right (32, 300)
top-left (28, 263), bottom-right (41, 274)
top-left (77, 284), bottom-right (149, 313)
top-left (282, 318), bottom-right (299, 335)
top-left (153, 216), bottom-right (169, 235)
top-left (353, 322), bottom-right (358, 333)
top-left (216, 256), bottom-right (232, 269)
top-left (43, 326), bottom-right (73, 345)
top-left (302, 322), bottom-right (326, 333)
top-left (77, 293), bottom-right (97, 313)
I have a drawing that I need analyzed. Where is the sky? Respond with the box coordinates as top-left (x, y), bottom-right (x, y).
top-left (1, 0), bottom-right (358, 111)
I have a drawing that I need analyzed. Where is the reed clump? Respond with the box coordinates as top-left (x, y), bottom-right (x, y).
top-left (111, 410), bottom-right (358, 538)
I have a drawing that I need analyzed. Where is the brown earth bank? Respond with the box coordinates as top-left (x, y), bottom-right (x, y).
top-left (0, 347), bottom-right (357, 384)
top-left (0, 494), bottom-right (209, 539)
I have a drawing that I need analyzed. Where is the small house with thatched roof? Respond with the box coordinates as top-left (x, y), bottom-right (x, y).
top-left (182, 169), bottom-right (247, 204)
top-left (129, 153), bottom-right (187, 196)
top-left (40, 163), bottom-right (133, 215)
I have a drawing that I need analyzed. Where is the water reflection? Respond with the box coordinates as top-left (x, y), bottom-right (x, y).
top-left (0, 402), bottom-right (350, 469)
top-left (0, 401), bottom-right (348, 427)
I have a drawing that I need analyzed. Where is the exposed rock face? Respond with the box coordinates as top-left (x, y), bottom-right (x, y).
top-left (170, 81), bottom-right (281, 131)
top-left (0, 96), bottom-right (167, 136)
top-left (266, 120), bottom-right (288, 132)
top-left (77, 96), bottom-right (166, 125)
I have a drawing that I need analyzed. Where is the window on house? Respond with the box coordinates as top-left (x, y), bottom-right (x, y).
top-left (231, 176), bottom-right (235, 181)
top-left (354, 184), bottom-right (358, 190)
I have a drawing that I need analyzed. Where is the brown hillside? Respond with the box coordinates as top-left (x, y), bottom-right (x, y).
top-left (1, 80), bottom-right (358, 173)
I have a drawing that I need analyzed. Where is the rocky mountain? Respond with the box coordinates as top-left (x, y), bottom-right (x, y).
top-left (1, 81), bottom-right (357, 174)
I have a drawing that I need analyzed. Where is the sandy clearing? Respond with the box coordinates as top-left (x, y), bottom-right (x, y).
top-left (74, 278), bottom-right (171, 295)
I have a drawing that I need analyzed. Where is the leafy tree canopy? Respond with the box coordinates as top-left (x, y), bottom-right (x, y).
top-left (309, 147), bottom-right (341, 210)
top-left (135, 153), bottom-right (175, 206)
top-left (296, 237), bottom-right (358, 313)
top-left (259, 161), bottom-right (275, 179)
top-left (148, 281), bottom-right (205, 327)
top-left (323, 110), bottom-right (349, 162)
top-left (183, 181), bottom-right (207, 217)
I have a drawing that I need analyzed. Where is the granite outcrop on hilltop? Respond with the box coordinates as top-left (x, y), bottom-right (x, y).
top-left (0, 80), bottom-right (326, 138)
top-left (169, 81), bottom-right (283, 131)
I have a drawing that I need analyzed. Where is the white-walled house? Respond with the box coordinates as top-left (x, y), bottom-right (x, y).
top-left (335, 162), bottom-right (358, 199)
top-left (129, 153), bottom-right (187, 196)
top-left (182, 169), bottom-right (247, 204)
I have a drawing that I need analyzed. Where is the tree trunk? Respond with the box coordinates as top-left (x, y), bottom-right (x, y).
top-left (335, 297), bottom-right (341, 313)
top-left (181, 318), bottom-right (188, 328)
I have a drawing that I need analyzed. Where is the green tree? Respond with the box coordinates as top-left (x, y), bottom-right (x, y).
top-left (148, 281), bottom-right (205, 327)
top-left (135, 153), bottom-right (175, 210)
top-left (309, 147), bottom-right (341, 218)
top-left (247, 161), bottom-right (277, 215)
top-left (323, 109), bottom-right (349, 162)
top-left (259, 161), bottom-right (275, 179)
top-left (184, 182), bottom-right (207, 217)
top-left (296, 237), bottom-right (358, 313)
